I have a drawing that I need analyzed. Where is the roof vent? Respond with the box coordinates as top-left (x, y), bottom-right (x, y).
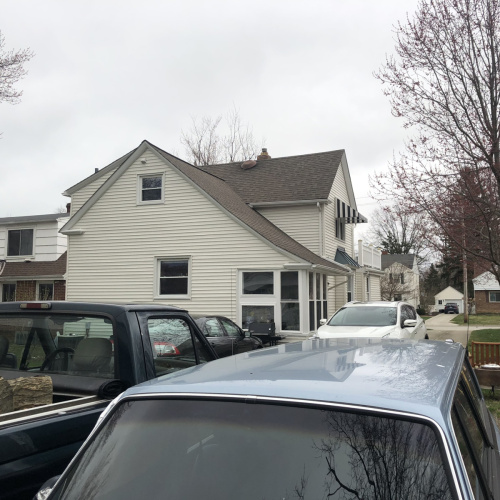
top-left (257, 148), bottom-right (271, 160)
top-left (241, 160), bottom-right (257, 170)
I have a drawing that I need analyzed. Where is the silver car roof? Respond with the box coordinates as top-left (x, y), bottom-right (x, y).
top-left (127, 338), bottom-right (464, 422)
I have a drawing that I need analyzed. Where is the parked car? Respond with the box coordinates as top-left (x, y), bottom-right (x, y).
top-left (37, 338), bottom-right (500, 499)
top-left (192, 314), bottom-right (263, 357)
top-left (444, 302), bottom-right (459, 314)
top-left (315, 301), bottom-right (428, 340)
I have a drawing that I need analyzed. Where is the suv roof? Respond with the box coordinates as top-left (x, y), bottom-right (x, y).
top-left (129, 338), bottom-right (464, 422)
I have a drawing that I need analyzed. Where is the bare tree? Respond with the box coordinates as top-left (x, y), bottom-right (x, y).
top-left (372, 0), bottom-right (500, 282)
top-left (368, 204), bottom-right (432, 265)
top-left (181, 107), bottom-right (259, 166)
top-left (0, 31), bottom-right (34, 105)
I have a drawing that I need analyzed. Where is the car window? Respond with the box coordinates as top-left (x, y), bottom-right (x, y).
top-left (452, 381), bottom-right (490, 499)
top-left (407, 306), bottom-right (417, 320)
top-left (50, 399), bottom-right (455, 500)
top-left (327, 306), bottom-right (397, 327)
top-left (0, 313), bottom-right (115, 378)
top-left (204, 319), bottom-right (224, 337)
top-left (219, 318), bottom-right (241, 338)
top-left (147, 317), bottom-right (211, 377)
top-left (400, 306), bottom-right (410, 326)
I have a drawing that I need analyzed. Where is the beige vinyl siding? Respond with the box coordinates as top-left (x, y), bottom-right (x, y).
top-left (257, 205), bottom-right (320, 254)
top-left (0, 228), bottom-right (6, 258)
top-left (35, 221), bottom-right (67, 260)
top-left (369, 275), bottom-right (381, 301)
top-left (70, 170), bottom-right (117, 213)
top-left (328, 275), bottom-right (348, 316)
top-left (66, 151), bottom-right (293, 319)
top-left (325, 165), bottom-right (354, 260)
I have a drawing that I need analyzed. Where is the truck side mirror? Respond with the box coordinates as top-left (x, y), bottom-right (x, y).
top-left (319, 319), bottom-right (327, 326)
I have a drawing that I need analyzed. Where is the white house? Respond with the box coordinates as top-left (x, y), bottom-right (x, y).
top-left (433, 286), bottom-right (464, 313)
top-left (0, 212), bottom-right (69, 301)
top-left (380, 253), bottom-right (420, 308)
top-left (60, 141), bottom-right (382, 334)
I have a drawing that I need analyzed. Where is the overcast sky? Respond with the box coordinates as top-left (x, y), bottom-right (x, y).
top-left (0, 0), bottom-right (419, 240)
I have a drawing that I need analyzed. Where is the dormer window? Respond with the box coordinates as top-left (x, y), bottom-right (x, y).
top-left (139, 174), bottom-right (163, 203)
top-left (7, 229), bottom-right (33, 256)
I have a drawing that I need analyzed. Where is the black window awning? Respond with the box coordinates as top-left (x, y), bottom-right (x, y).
top-left (336, 200), bottom-right (368, 224)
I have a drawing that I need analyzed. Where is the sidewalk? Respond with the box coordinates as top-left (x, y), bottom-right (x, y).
top-left (425, 314), bottom-right (500, 347)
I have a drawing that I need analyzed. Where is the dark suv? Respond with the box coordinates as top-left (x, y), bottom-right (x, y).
top-left (444, 303), bottom-right (459, 314)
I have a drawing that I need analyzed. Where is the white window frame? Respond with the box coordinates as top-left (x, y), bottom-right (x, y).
top-left (37, 281), bottom-right (54, 300)
top-left (238, 270), bottom-right (306, 333)
top-left (7, 227), bottom-right (35, 259)
top-left (155, 256), bottom-right (191, 300)
top-left (489, 291), bottom-right (500, 302)
top-left (137, 173), bottom-right (164, 205)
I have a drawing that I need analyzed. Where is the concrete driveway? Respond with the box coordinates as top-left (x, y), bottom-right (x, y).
top-left (425, 314), bottom-right (500, 347)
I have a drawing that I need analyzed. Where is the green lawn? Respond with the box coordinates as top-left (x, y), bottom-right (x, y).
top-left (468, 329), bottom-right (500, 348)
top-left (451, 313), bottom-right (500, 325)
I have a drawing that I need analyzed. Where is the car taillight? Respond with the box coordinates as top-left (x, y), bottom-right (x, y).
top-left (19, 302), bottom-right (52, 310)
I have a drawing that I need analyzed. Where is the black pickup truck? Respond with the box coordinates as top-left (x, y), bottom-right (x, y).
top-left (0, 301), bottom-right (217, 500)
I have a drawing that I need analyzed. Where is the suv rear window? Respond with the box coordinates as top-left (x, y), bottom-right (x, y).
top-left (51, 399), bottom-right (454, 499)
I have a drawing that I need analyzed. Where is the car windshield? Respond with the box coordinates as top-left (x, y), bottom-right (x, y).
top-left (327, 306), bottom-right (397, 327)
top-left (50, 399), bottom-right (453, 500)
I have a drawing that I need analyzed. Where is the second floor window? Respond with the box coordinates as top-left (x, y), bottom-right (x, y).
top-left (141, 175), bottom-right (163, 202)
top-left (8, 229), bottom-right (33, 256)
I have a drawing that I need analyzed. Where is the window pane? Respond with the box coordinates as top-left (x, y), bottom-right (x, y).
top-left (159, 260), bottom-right (189, 296)
top-left (242, 306), bottom-right (274, 329)
top-left (243, 272), bottom-right (273, 295)
top-left (52, 400), bottom-right (454, 500)
top-left (2, 284), bottom-right (16, 302)
top-left (147, 317), bottom-right (209, 376)
top-left (160, 260), bottom-right (188, 278)
top-left (160, 277), bottom-right (188, 295)
top-left (220, 318), bottom-right (241, 338)
top-left (0, 314), bottom-right (114, 377)
top-left (20, 229), bottom-right (33, 255)
top-left (316, 274), bottom-right (321, 300)
top-left (309, 272), bottom-right (313, 300)
top-left (205, 319), bottom-right (224, 337)
top-left (141, 176), bottom-right (162, 201)
top-left (309, 301), bottom-right (315, 331)
top-left (281, 271), bottom-right (298, 300)
top-left (7, 230), bottom-right (20, 256)
top-left (281, 303), bottom-right (300, 331)
top-left (39, 284), bottom-right (53, 300)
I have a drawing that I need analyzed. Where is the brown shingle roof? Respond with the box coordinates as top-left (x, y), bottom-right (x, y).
top-left (0, 252), bottom-right (67, 279)
top-left (149, 143), bottom-right (348, 273)
top-left (197, 150), bottom-right (344, 204)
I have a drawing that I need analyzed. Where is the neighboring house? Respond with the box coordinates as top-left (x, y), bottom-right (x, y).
top-left (380, 253), bottom-right (420, 308)
top-left (433, 286), bottom-right (464, 313)
top-left (473, 271), bottom-right (500, 313)
top-left (60, 140), bottom-right (382, 334)
top-left (0, 212), bottom-right (69, 301)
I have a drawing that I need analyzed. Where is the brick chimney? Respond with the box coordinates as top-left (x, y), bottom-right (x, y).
top-left (257, 148), bottom-right (271, 160)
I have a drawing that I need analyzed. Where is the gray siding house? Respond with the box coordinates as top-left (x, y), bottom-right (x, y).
top-left (61, 140), bottom-right (381, 334)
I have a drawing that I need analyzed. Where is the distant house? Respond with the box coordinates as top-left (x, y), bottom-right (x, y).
top-left (0, 212), bottom-right (69, 301)
top-left (433, 286), bottom-right (464, 313)
top-left (380, 253), bottom-right (420, 308)
top-left (473, 271), bottom-right (500, 313)
top-left (60, 140), bottom-right (383, 334)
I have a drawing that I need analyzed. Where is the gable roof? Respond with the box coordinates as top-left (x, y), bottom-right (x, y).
top-left (434, 285), bottom-right (463, 299)
top-left (0, 252), bottom-right (67, 280)
top-left (197, 150), bottom-right (345, 204)
top-left (62, 141), bottom-right (349, 274)
top-left (381, 254), bottom-right (416, 271)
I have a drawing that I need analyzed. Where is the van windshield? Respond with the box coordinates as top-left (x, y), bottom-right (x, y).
top-left (51, 398), bottom-right (454, 500)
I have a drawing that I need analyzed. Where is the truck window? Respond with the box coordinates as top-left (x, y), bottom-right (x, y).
top-left (0, 314), bottom-right (115, 378)
top-left (147, 317), bottom-right (211, 377)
